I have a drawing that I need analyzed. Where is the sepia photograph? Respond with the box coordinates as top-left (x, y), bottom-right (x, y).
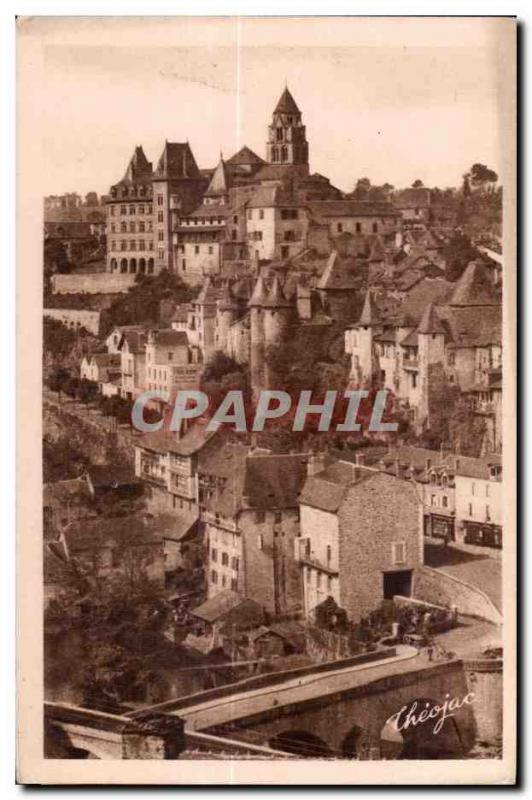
top-left (16, 14), bottom-right (516, 784)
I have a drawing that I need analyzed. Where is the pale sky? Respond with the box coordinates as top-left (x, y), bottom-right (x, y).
top-left (36, 17), bottom-right (506, 196)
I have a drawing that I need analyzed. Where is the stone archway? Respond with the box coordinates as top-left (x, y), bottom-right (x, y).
top-left (139, 257), bottom-right (146, 274)
top-left (110, 258), bottom-right (117, 272)
top-left (120, 258), bottom-right (128, 273)
top-left (129, 258), bottom-right (137, 274)
top-left (341, 724), bottom-right (364, 759)
top-left (147, 257), bottom-right (155, 274)
top-left (269, 729), bottom-right (332, 759)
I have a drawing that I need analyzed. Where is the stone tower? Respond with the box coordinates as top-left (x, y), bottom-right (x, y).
top-left (346, 289), bottom-right (382, 386)
top-left (248, 275), bottom-right (269, 395)
top-left (215, 282), bottom-right (238, 353)
top-left (266, 87), bottom-right (309, 176)
top-left (416, 302), bottom-right (446, 427)
top-left (262, 277), bottom-right (292, 388)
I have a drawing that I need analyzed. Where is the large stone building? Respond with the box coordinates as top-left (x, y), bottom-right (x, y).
top-left (296, 461), bottom-right (423, 622)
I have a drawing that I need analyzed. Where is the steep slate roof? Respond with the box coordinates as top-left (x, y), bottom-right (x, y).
top-left (357, 290), bottom-right (382, 326)
top-left (252, 163), bottom-right (304, 183)
top-left (203, 452), bottom-right (310, 518)
top-left (274, 87), bottom-right (301, 115)
top-left (447, 260), bottom-right (501, 306)
top-left (120, 145), bottom-right (153, 184)
top-left (248, 275), bottom-right (269, 307)
top-left (262, 276), bottom-right (292, 308)
top-left (195, 277), bottom-right (221, 306)
top-left (154, 142), bottom-right (201, 180)
top-left (379, 446), bottom-right (501, 482)
top-left (123, 330), bottom-right (148, 354)
top-left (317, 251), bottom-right (360, 291)
top-left (90, 353), bottom-right (121, 368)
top-left (205, 158), bottom-right (231, 197)
top-left (437, 305), bottom-right (502, 348)
top-left (151, 329), bottom-right (189, 347)
top-left (248, 184), bottom-right (296, 208)
top-left (417, 303), bottom-right (446, 335)
top-left (226, 146), bottom-right (265, 167)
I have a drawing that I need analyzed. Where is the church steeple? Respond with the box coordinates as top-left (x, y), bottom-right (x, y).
top-left (266, 87), bottom-right (309, 174)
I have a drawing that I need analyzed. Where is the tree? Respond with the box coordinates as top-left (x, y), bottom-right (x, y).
top-left (469, 163), bottom-right (498, 191)
top-left (442, 232), bottom-right (479, 282)
top-left (412, 179), bottom-right (424, 188)
top-left (202, 351), bottom-right (245, 383)
top-left (77, 378), bottom-right (99, 404)
top-left (48, 367), bottom-right (71, 395)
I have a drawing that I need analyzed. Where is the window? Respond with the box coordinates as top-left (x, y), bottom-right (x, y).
top-left (431, 494), bottom-right (436, 506)
top-left (274, 511), bottom-right (282, 524)
top-left (248, 210), bottom-right (252, 221)
top-left (257, 534), bottom-right (264, 550)
top-left (110, 206), bottom-right (115, 216)
top-left (211, 570), bottom-right (218, 584)
top-left (129, 221), bottom-right (135, 232)
top-left (158, 231), bottom-right (164, 241)
top-left (231, 557), bottom-right (239, 571)
top-left (231, 578), bottom-right (238, 591)
top-left (210, 547), bottom-right (217, 562)
top-left (255, 511), bottom-right (265, 524)
top-left (355, 222), bottom-right (361, 233)
top-left (110, 223), bottom-right (116, 233)
top-left (120, 222), bottom-right (127, 232)
top-left (139, 239), bottom-right (145, 251)
top-left (327, 576), bottom-right (333, 592)
top-left (471, 482), bottom-right (476, 496)
top-left (372, 222), bottom-right (378, 233)
top-left (120, 205), bottom-right (126, 215)
top-left (222, 552), bottom-right (229, 566)
top-left (138, 205), bottom-right (145, 215)
top-left (129, 205), bottom-right (135, 215)
top-left (281, 245), bottom-right (289, 259)
top-left (194, 245), bottom-right (200, 254)
top-left (121, 240), bottom-right (127, 251)
top-left (486, 484), bottom-right (490, 497)
top-left (259, 209), bottom-right (264, 220)
top-left (337, 222), bottom-right (343, 233)
top-left (157, 194), bottom-right (163, 206)
top-left (158, 248), bottom-right (165, 260)
top-left (392, 542), bottom-right (406, 564)
top-left (412, 373), bottom-right (417, 389)
top-left (233, 215), bottom-right (238, 224)
top-left (442, 495), bottom-right (448, 508)
top-left (486, 505), bottom-right (491, 521)
top-left (158, 212), bottom-right (164, 223)
top-left (326, 545), bottom-right (332, 564)
top-left (469, 503), bottom-right (473, 516)
top-left (182, 259), bottom-right (186, 271)
top-left (221, 575), bottom-right (227, 588)
top-left (317, 572), bottom-right (322, 589)
top-left (139, 221), bottom-right (145, 232)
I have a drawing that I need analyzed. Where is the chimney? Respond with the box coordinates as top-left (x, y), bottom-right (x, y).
top-left (307, 452), bottom-right (326, 477)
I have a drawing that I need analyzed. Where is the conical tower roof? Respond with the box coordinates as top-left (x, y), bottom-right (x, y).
top-left (248, 275), bottom-right (269, 307)
top-left (218, 282), bottom-right (239, 311)
top-left (205, 157), bottom-right (231, 197)
top-left (274, 87), bottom-right (301, 115)
top-left (121, 146), bottom-right (153, 183)
top-left (357, 290), bottom-right (382, 326)
top-left (417, 302), bottom-right (445, 335)
top-left (263, 276), bottom-right (292, 308)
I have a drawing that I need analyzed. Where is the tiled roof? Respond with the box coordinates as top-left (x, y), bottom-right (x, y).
top-left (154, 142), bottom-right (201, 180)
top-left (248, 184), bottom-right (296, 208)
top-left (417, 303), bottom-right (446, 335)
top-left (190, 590), bottom-right (262, 624)
top-left (119, 145), bottom-right (153, 185)
top-left (448, 260), bottom-right (501, 306)
top-left (90, 353), bottom-right (121, 367)
top-left (151, 329), bottom-right (188, 347)
top-left (299, 461), bottom-right (374, 513)
top-left (226, 146), bottom-right (265, 167)
top-left (357, 290), bottom-right (382, 326)
top-left (252, 164), bottom-right (303, 183)
top-left (317, 251), bottom-right (360, 291)
top-left (123, 330), bottom-right (148, 354)
top-left (438, 305), bottom-right (502, 347)
top-left (205, 158), bottom-right (231, 197)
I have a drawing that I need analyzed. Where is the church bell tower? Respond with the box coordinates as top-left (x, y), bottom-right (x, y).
top-left (266, 87), bottom-right (309, 175)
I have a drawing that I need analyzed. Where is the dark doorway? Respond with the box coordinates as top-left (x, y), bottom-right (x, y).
top-left (383, 570), bottom-right (412, 600)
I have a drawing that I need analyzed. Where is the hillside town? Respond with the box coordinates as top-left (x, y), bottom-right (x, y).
top-left (43, 87), bottom-right (504, 760)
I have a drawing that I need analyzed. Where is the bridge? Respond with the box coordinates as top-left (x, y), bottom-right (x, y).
top-left (45, 648), bottom-right (502, 760)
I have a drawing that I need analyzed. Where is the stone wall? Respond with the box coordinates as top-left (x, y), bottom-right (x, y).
top-left (413, 565), bottom-right (502, 624)
top-left (51, 273), bottom-right (137, 294)
top-left (44, 308), bottom-right (101, 336)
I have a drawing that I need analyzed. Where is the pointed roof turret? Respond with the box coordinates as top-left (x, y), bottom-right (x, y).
top-left (417, 302), bottom-right (445, 335)
top-left (274, 87), bottom-right (301, 116)
top-left (121, 145), bottom-right (153, 183)
top-left (218, 282), bottom-right (239, 312)
top-left (248, 275), bottom-right (269, 308)
top-left (263, 276), bottom-right (292, 308)
top-left (357, 290), bottom-right (382, 327)
top-left (154, 142), bottom-right (200, 180)
top-left (226, 146), bottom-right (265, 167)
top-left (205, 157), bottom-right (231, 197)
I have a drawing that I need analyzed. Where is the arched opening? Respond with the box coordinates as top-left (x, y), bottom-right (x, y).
top-left (341, 724), bottom-right (363, 759)
top-left (120, 258), bottom-right (128, 273)
top-left (110, 258), bottom-right (117, 272)
top-left (269, 730), bottom-right (332, 759)
top-left (380, 697), bottom-right (465, 759)
top-left (129, 258), bottom-right (137, 274)
top-left (139, 258), bottom-right (146, 274)
top-left (147, 258), bottom-right (155, 274)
